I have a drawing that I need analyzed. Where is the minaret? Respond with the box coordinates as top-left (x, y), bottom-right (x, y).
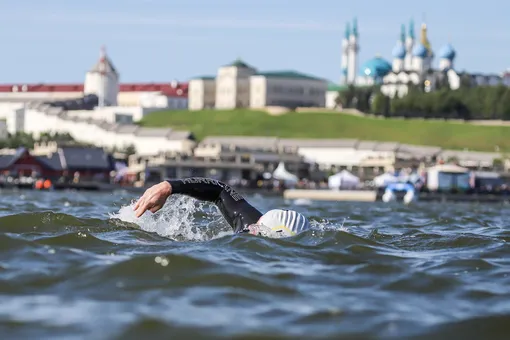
top-left (392, 24), bottom-right (406, 72)
top-left (84, 45), bottom-right (120, 107)
top-left (347, 17), bottom-right (359, 84)
top-left (341, 22), bottom-right (351, 84)
top-left (404, 19), bottom-right (415, 71)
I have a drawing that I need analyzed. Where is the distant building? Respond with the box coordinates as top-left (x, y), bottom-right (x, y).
top-left (0, 146), bottom-right (114, 180)
top-left (137, 136), bottom-right (308, 182)
top-left (191, 136), bottom-right (502, 177)
top-left (0, 47), bottom-right (195, 156)
top-left (328, 18), bottom-right (509, 100)
top-left (0, 48), bottom-right (188, 113)
top-left (0, 47), bottom-right (188, 129)
top-left (188, 59), bottom-right (328, 110)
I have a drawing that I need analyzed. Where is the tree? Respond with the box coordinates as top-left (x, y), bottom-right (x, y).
top-left (337, 85), bottom-right (356, 108)
top-left (124, 144), bottom-right (137, 157)
top-left (497, 88), bottom-right (510, 120)
top-left (384, 84), bottom-right (510, 120)
top-left (371, 92), bottom-right (390, 116)
top-left (459, 73), bottom-right (473, 89)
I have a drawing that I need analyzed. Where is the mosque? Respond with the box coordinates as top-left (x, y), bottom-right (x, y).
top-left (330, 18), bottom-right (507, 101)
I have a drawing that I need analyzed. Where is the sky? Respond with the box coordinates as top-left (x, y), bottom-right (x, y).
top-left (1, 0), bottom-right (509, 84)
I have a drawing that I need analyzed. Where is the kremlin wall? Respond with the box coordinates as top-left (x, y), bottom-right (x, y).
top-left (0, 48), bottom-right (194, 156)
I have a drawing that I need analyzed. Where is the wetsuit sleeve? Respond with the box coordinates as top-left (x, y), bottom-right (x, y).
top-left (166, 178), bottom-right (263, 233)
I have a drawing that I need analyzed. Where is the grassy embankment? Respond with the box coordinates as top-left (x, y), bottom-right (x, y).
top-left (139, 109), bottom-right (510, 152)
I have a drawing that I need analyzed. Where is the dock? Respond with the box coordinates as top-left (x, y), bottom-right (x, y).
top-left (283, 189), bottom-right (377, 202)
top-left (283, 189), bottom-right (510, 203)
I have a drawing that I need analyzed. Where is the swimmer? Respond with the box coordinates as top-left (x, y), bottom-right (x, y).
top-left (133, 177), bottom-right (310, 238)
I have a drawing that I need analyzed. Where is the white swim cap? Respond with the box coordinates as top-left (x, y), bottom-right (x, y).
top-left (257, 209), bottom-right (310, 237)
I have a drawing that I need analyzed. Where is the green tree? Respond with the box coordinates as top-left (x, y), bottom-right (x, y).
top-left (337, 85), bottom-right (356, 108)
top-left (385, 83), bottom-right (510, 120)
top-left (371, 92), bottom-right (390, 116)
top-left (124, 144), bottom-right (137, 157)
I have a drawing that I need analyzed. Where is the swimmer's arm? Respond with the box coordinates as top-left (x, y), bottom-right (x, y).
top-left (166, 178), bottom-right (262, 232)
top-left (166, 178), bottom-right (240, 202)
top-left (134, 178), bottom-right (239, 219)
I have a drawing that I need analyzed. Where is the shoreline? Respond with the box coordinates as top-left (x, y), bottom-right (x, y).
top-left (2, 182), bottom-right (509, 204)
top-left (284, 189), bottom-right (510, 204)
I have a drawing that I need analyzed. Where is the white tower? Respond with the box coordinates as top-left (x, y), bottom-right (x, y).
top-left (404, 19), bottom-right (415, 71)
top-left (347, 18), bottom-right (359, 84)
top-left (392, 24), bottom-right (406, 72)
top-left (84, 46), bottom-right (119, 107)
top-left (341, 22), bottom-right (350, 84)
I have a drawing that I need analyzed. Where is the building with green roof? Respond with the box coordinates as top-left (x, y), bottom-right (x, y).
top-left (188, 59), bottom-right (328, 110)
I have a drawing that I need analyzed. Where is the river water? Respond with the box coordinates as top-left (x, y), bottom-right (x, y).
top-left (0, 188), bottom-right (509, 339)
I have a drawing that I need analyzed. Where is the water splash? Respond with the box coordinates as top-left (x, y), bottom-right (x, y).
top-left (293, 198), bottom-right (313, 206)
top-left (109, 195), bottom-right (232, 242)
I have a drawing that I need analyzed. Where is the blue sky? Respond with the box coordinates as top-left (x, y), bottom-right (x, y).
top-left (1, 0), bottom-right (508, 84)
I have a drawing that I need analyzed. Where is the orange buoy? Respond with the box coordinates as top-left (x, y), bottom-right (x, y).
top-left (35, 180), bottom-right (43, 190)
top-left (43, 179), bottom-right (52, 189)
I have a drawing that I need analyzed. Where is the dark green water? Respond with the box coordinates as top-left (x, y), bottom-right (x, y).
top-left (0, 189), bottom-right (509, 339)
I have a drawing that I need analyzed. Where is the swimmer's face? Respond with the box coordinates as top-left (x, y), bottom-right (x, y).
top-left (246, 223), bottom-right (288, 238)
top-left (245, 217), bottom-right (293, 238)
top-left (246, 216), bottom-right (269, 236)
top-left (247, 223), bottom-right (267, 236)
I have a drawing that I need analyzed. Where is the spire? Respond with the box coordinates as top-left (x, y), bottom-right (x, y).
top-left (421, 23), bottom-right (431, 51)
top-left (89, 45), bottom-right (118, 76)
top-left (100, 45), bottom-right (106, 62)
top-left (400, 24), bottom-right (406, 43)
top-left (409, 18), bottom-right (415, 39)
top-left (345, 22), bottom-right (351, 39)
top-left (352, 17), bottom-right (358, 37)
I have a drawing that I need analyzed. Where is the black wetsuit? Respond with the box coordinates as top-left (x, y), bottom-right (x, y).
top-left (166, 178), bottom-right (262, 233)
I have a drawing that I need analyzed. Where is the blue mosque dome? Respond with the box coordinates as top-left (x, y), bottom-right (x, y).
top-left (412, 43), bottom-right (428, 57)
top-left (438, 43), bottom-right (456, 60)
top-left (359, 56), bottom-right (392, 78)
top-left (392, 43), bottom-right (406, 59)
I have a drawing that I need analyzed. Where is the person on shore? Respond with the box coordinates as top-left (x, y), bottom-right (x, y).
top-left (133, 177), bottom-right (310, 238)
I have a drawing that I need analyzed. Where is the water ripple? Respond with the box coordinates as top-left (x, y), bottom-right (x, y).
top-left (0, 190), bottom-right (509, 339)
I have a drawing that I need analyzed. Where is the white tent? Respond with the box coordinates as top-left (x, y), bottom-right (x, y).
top-left (272, 162), bottom-right (298, 185)
top-left (374, 172), bottom-right (399, 187)
top-left (328, 170), bottom-right (360, 190)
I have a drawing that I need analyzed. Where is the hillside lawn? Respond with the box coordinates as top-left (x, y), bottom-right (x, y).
top-left (139, 109), bottom-right (510, 152)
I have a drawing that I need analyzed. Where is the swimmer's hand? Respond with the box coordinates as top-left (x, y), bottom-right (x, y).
top-left (133, 181), bottom-right (172, 218)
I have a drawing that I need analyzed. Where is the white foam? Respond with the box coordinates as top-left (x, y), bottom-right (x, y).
top-left (293, 198), bottom-right (313, 206)
top-left (109, 195), bottom-right (232, 241)
top-left (310, 217), bottom-right (349, 233)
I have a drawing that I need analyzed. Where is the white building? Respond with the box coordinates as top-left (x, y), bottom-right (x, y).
top-left (328, 18), bottom-right (508, 100)
top-left (18, 102), bottom-right (196, 156)
top-left (0, 47), bottom-right (194, 155)
top-left (188, 76), bottom-right (216, 110)
top-left (188, 59), bottom-right (328, 110)
top-left (194, 136), bottom-right (442, 173)
top-left (84, 46), bottom-right (120, 107)
top-left (0, 47), bottom-right (188, 128)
